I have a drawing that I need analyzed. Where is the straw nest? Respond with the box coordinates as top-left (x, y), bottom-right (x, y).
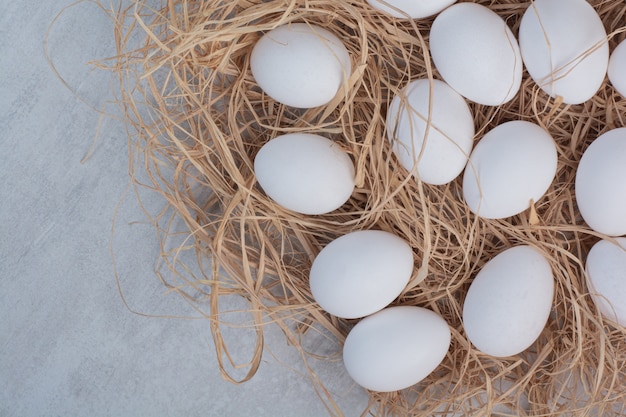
top-left (105, 0), bottom-right (626, 415)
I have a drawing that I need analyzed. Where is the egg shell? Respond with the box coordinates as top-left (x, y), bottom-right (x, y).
top-left (463, 246), bottom-right (554, 357)
top-left (254, 133), bottom-right (355, 215)
top-left (342, 306), bottom-right (451, 392)
top-left (609, 39), bottom-right (626, 98)
top-left (309, 230), bottom-right (414, 319)
top-left (518, 0), bottom-right (609, 105)
top-left (575, 128), bottom-right (626, 236)
top-left (250, 23), bottom-right (351, 108)
top-left (429, 3), bottom-right (523, 106)
top-left (586, 238), bottom-right (626, 327)
top-left (386, 79), bottom-right (475, 185)
top-left (366, 0), bottom-right (456, 19)
top-left (462, 120), bottom-right (557, 219)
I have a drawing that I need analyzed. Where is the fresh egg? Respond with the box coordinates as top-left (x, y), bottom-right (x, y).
top-left (386, 79), bottom-right (475, 185)
top-left (462, 121), bottom-right (557, 219)
top-left (254, 133), bottom-right (355, 215)
top-left (250, 23), bottom-right (351, 108)
top-left (463, 245), bottom-right (554, 357)
top-left (575, 128), bottom-right (626, 236)
top-left (366, 0), bottom-right (456, 19)
top-left (518, 0), bottom-right (609, 105)
top-left (586, 238), bottom-right (626, 327)
top-left (309, 230), bottom-right (414, 319)
top-left (342, 306), bottom-right (451, 392)
top-left (608, 39), bottom-right (626, 98)
top-left (429, 3), bottom-right (523, 106)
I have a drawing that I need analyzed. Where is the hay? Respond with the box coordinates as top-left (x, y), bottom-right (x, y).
top-left (103, 0), bottom-right (626, 415)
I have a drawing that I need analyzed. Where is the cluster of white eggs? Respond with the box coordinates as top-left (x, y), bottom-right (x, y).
top-left (249, 0), bottom-right (626, 393)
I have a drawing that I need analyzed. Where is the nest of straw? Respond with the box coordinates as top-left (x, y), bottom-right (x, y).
top-left (107, 0), bottom-right (626, 415)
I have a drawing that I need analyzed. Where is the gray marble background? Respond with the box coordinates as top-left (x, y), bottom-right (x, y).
top-left (0, 1), bottom-right (369, 415)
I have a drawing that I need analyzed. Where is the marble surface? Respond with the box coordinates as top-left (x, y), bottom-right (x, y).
top-left (0, 1), bottom-right (369, 415)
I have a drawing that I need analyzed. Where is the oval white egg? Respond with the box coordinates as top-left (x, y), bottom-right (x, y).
top-left (462, 121), bottom-right (557, 219)
top-left (254, 133), bottom-right (355, 215)
top-left (250, 23), bottom-right (351, 108)
top-left (343, 306), bottom-right (451, 392)
top-left (609, 39), bottom-right (626, 98)
top-left (575, 128), bottom-right (626, 236)
top-left (309, 230), bottom-right (414, 319)
top-left (429, 3), bottom-right (522, 106)
top-left (463, 245), bottom-right (554, 357)
top-left (366, 0), bottom-right (455, 19)
top-left (519, 0), bottom-right (609, 105)
top-left (386, 79), bottom-right (474, 185)
top-left (586, 238), bottom-right (626, 327)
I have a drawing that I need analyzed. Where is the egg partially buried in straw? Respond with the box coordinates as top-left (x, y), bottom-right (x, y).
top-left (586, 238), bottom-right (626, 327)
top-left (250, 23), bottom-right (352, 108)
top-left (386, 79), bottom-right (474, 185)
top-left (518, 0), bottom-right (609, 105)
top-left (608, 39), bottom-right (626, 98)
top-left (254, 133), bottom-right (355, 215)
top-left (309, 230), bottom-right (414, 319)
top-left (429, 2), bottom-right (523, 106)
top-left (462, 121), bottom-right (557, 220)
top-left (463, 245), bottom-right (554, 357)
top-left (575, 128), bottom-right (626, 236)
top-left (366, 0), bottom-right (456, 19)
top-left (342, 306), bottom-right (451, 392)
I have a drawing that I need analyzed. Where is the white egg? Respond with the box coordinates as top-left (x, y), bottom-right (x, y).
top-left (429, 3), bottom-right (523, 106)
top-left (575, 128), bottom-right (626, 236)
top-left (366, 0), bottom-right (455, 19)
top-left (254, 133), bottom-right (355, 215)
top-left (343, 306), bottom-right (451, 392)
top-left (386, 79), bottom-right (474, 185)
top-left (609, 39), bottom-right (626, 98)
top-left (250, 23), bottom-right (351, 108)
top-left (309, 230), bottom-right (414, 319)
top-left (518, 0), bottom-right (609, 105)
top-left (462, 121), bottom-right (557, 220)
top-left (586, 238), bottom-right (626, 327)
top-left (463, 246), bottom-right (554, 357)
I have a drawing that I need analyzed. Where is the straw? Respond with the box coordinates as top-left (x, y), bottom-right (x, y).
top-left (100, 0), bottom-right (626, 414)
